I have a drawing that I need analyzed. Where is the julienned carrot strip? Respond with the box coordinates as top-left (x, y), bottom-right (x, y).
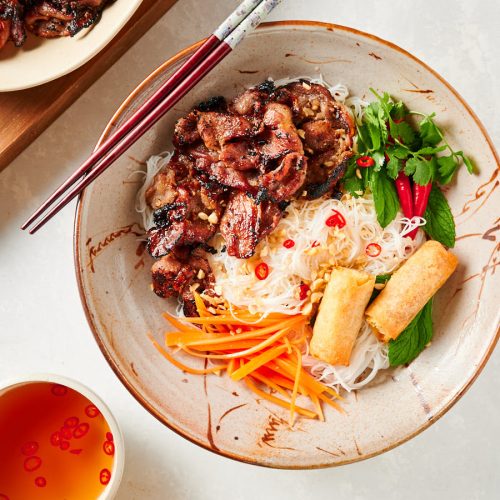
top-left (162, 313), bottom-right (201, 334)
top-left (227, 358), bottom-right (236, 376)
top-left (149, 335), bottom-right (227, 375)
top-left (255, 367), bottom-right (308, 396)
top-left (273, 358), bottom-right (342, 401)
top-left (231, 345), bottom-right (288, 381)
top-left (249, 372), bottom-right (291, 400)
top-left (244, 378), bottom-right (317, 419)
top-left (182, 316), bottom-right (284, 326)
top-left (185, 340), bottom-right (263, 351)
top-left (309, 393), bottom-right (324, 422)
top-left (289, 347), bottom-right (303, 426)
top-left (317, 392), bottom-right (343, 413)
top-left (184, 328), bottom-right (292, 360)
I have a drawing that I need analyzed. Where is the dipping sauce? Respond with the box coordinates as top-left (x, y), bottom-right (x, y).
top-left (0, 382), bottom-right (114, 499)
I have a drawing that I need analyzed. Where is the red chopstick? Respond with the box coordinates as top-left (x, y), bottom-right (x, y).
top-left (22, 0), bottom-right (283, 234)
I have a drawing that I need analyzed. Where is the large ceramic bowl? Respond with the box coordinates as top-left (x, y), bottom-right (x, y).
top-left (0, 0), bottom-right (142, 92)
top-left (74, 21), bottom-right (500, 468)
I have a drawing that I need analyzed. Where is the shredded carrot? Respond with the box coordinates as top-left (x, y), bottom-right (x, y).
top-left (148, 294), bottom-right (342, 424)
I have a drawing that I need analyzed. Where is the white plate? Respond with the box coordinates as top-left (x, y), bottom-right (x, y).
top-left (0, 0), bottom-right (143, 92)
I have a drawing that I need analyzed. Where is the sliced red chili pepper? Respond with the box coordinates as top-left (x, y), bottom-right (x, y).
top-left (21, 441), bottom-right (39, 456)
top-left (365, 243), bottom-right (382, 257)
top-left (106, 432), bottom-right (114, 442)
top-left (34, 477), bottom-right (46, 488)
top-left (24, 456), bottom-right (42, 472)
top-left (64, 416), bottom-right (79, 428)
top-left (356, 155), bottom-right (375, 168)
top-left (85, 404), bottom-right (100, 418)
top-left (255, 262), bottom-right (269, 280)
top-left (299, 284), bottom-right (310, 301)
top-left (283, 239), bottom-right (295, 249)
top-left (326, 210), bottom-right (346, 228)
top-left (100, 468), bottom-right (111, 486)
top-left (103, 440), bottom-right (115, 456)
top-left (311, 240), bottom-right (320, 248)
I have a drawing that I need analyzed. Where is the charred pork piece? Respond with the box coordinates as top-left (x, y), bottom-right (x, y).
top-left (274, 81), bottom-right (354, 198)
top-left (151, 247), bottom-right (215, 316)
top-left (197, 111), bottom-right (263, 151)
top-left (219, 141), bottom-right (261, 171)
top-left (229, 80), bottom-right (274, 116)
top-left (0, 0), bottom-right (25, 47)
top-left (195, 95), bottom-right (227, 113)
top-left (173, 112), bottom-right (200, 147)
top-left (220, 191), bottom-right (282, 259)
top-left (258, 102), bottom-right (304, 167)
top-left (145, 152), bottom-right (194, 211)
top-left (25, 0), bottom-right (108, 38)
top-left (147, 176), bottom-right (223, 258)
top-left (259, 152), bottom-right (308, 202)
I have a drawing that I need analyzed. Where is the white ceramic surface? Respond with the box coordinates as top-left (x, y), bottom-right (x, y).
top-left (2, 0), bottom-right (500, 497)
top-left (74, 22), bottom-right (499, 468)
top-left (0, 0), bottom-right (143, 92)
top-left (0, 374), bottom-right (125, 499)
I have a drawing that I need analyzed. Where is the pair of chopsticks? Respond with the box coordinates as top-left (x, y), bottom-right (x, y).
top-left (22, 0), bottom-right (283, 234)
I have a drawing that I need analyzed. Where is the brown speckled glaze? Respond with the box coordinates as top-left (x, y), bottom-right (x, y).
top-left (74, 21), bottom-right (500, 469)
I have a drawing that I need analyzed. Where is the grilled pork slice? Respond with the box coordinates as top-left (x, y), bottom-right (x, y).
top-left (274, 81), bottom-right (355, 198)
top-left (151, 247), bottom-right (215, 316)
top-left (220, 192), bottom-right (282, 259)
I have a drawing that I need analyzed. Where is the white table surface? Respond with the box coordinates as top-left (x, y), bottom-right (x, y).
top-left (1, 0), bottom-right (499, 498)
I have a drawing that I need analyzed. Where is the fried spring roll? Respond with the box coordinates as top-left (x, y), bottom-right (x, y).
top-left (310, 267), bottom-right (375, 366)
top-left (366, 240), bottom-right (458, 342)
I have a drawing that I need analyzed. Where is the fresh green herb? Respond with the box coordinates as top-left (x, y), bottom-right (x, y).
top-left (370, 170), bottom-right (400, 228)
top-left (423, 185), bottom-right (456, 247)
top-left (342, 89), bottom-right (474, 227)
top-left (370, 274), bottom-right (391, 302)
top-left (388, 300), bottom-right (433, 366)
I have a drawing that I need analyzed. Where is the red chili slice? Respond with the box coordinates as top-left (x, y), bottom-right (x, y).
top-left (99, 468), bottom-right (111, 486)
top-left (326, 210), bottom-right (346, 229)
top-left (311, 240), bottom-right (320, 248)
top-left (103, 440), bottom-right (115, 456)
top-left (51, 384), bottom-right (67, 397)
top-left (64, 416), bottom-right (79, 428)
top-left (283, 239), bottom-right (295, 249)
top-left (299, 284), bottom-right (310, 301)
top-left (59, 441), bottom-right (70, 451)
top-left (356, 155), bottom-right (375, 168)
top-left (60, 427), bottom-right (72, 440)
top-left (365, 243), bottom-right (382, 257)
top-left (34, 477), bottom-right (47, 488)
top-left (73, 423), bottom-right (90, 439)
top-left (50, 431), bottom-right (61, 447)
top-left (24, 456), bottom-right (42, 472)
top-left (255, 263), bottom-right (269, 280)
top-left (85, 404), bottom-right (100, 418)
top-left (21, 441), bottom-right (39, 456)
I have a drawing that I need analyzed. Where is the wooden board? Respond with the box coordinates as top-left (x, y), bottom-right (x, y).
top-left (0, 0), bottom-right (178, 172)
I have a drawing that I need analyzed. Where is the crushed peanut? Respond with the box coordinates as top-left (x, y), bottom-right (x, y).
top-left (374, 283), bottom-right (386, 290)
top-left (214, 285), bottom-right (223, 296)
top-left (297, 129), bottom-right (306, 139)
top-left (355, 168), bottom-right (362, 179)
top-left (197, 269), bottom-right (206, 279)
top-left (208, 212), bottom-right (219, 224)
top-left (198, 212), bottom-right (208, 220)
top-left (323, 160), bottom-right (334, 167)
top-left (311, 292), bottom-right (323, 304)
top-left (190, 283), bottom-right (200, 292)
top-left (302, 302), bottom-right (313, 316)
top-left (302, 81), bottom-right (311, 90)
top-left (311, 278), bottom-right (324, 292)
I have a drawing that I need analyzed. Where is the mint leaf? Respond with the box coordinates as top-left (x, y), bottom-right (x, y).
top-left (389, 300), bottom-right (433, 366)
top-left (375, 274), bottom-right (391, 284)
top-left (423, 185), bottom-right (456, 247)
top-left (437, 154), bottom-right (459, 184)
top-left (370, 170), bottom-right (400, 228)
top-left (419, 113), bottom-right (442, 146)
top-left (414, 157), bottom-right (436, 186)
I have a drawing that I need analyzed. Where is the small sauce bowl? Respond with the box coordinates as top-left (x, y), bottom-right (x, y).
top-left (0, 374), bottom-right (124, 499)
